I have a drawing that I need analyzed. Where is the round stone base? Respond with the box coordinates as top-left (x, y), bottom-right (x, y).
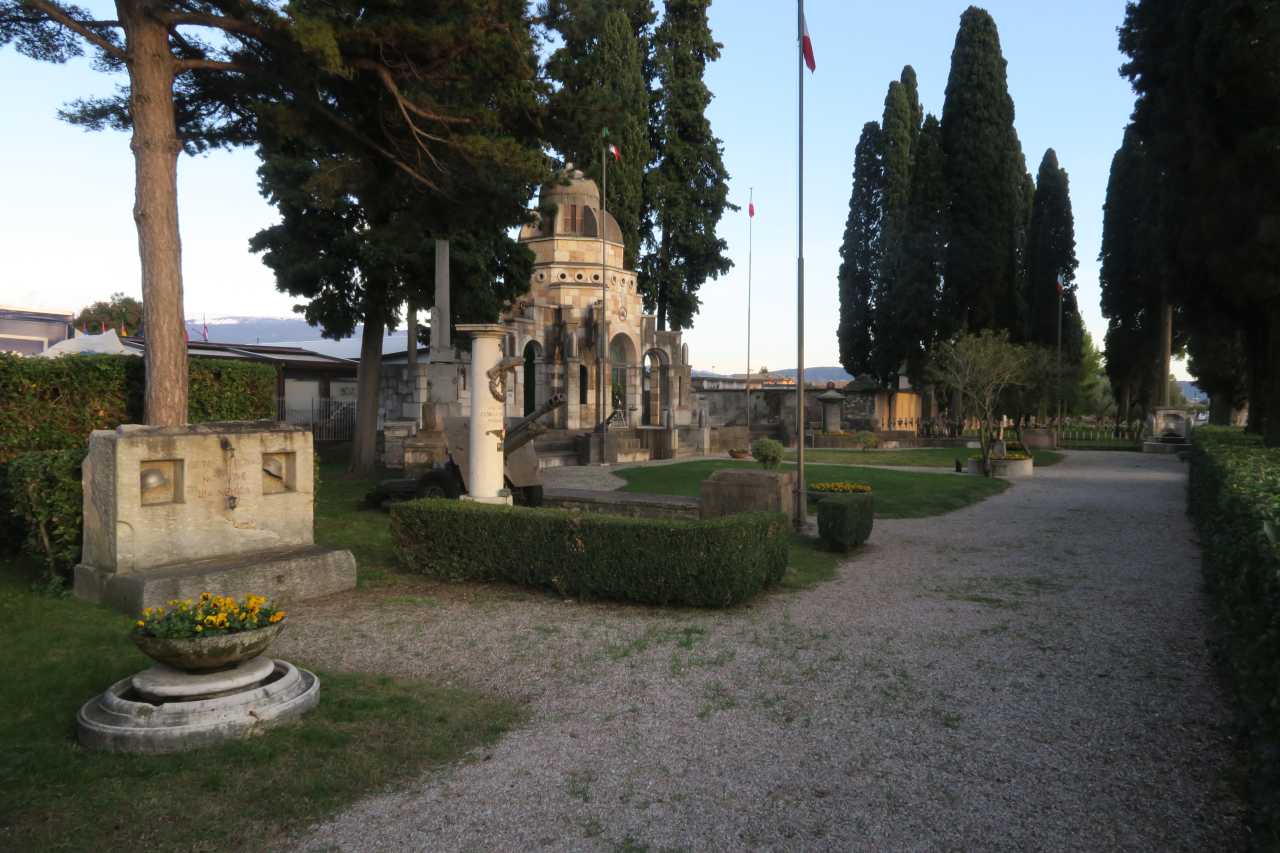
top-left (967, 457), bottom-right (1034, 479)
top-left (77, 659), bottom-right (319, 753)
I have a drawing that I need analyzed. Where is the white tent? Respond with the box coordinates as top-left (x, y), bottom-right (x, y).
top-left (38, 330), bottom-right (138, 358)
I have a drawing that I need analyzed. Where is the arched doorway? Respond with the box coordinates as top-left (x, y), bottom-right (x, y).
top-left (642, 349), bottom-right (670, 426)
top-left (522, 340), bottom-right (542, 416)
top-left (608, 333), bottom-right (636, 421)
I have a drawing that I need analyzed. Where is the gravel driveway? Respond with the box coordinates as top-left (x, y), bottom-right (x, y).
top-left (285, 451), bottom-right (1244, 851)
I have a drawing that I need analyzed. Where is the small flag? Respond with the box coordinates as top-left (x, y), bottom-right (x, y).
top-left (202, 318), bottom-right (209, 342)
top-left (607, 143), bottom-right (621, 162)
top-left (749, 201), bottom-right (756, 218)
top-left (801, 13), bottom-right (816, 72)
top-left (100, 321), bottom-right (107, 333)
top-left (1055, 273), bottom-right (1065, 296)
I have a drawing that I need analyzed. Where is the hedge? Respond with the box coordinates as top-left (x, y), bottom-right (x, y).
top-left (0, 353), bottom-right (277, 462)
top-left (391, 499), bottom-right (789, 607)
top-left (7, 449), bottom-right (86, 575)
top-left (817, 493), bottom-right (874, 552)
top-left (1188, 426), bottom-right (1280, 844)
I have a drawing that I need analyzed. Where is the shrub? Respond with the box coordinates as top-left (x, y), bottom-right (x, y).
top-left (1188, 426), bottom-right (1280, 841)
top-left (751, 437), bottom-right (784, 470)
top-left (391, 500), bottom-right (789, 607)
top-left (0, 353), bottom-right (277, 462)
top-left (816, 493), bottom-right (874, 552)
top-left (7, 449), bottom-right (86, 575)
top-left (0, 460), bottom-right (25, 555)
top-left (852, 430), bottom-right (879, 450)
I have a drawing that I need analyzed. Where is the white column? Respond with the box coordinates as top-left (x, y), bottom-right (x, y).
top-left (431, 239), bottom-right (451, 355)
top-left (456, 324), bottom-right (510, 505)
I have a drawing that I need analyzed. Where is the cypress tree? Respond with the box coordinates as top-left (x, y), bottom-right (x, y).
top-left (545, 3), bottom-right (655, 267)
top-left (640, 0), bottom-right (734, 331)
top-left (837, 122), bottom-right (883, 378)
top-left (940, 6), bottom-right (1023, 336)
top-left (1023, 149), bottom-right (1081, 361)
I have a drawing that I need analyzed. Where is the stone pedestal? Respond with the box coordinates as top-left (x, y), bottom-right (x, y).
top-left (699, 469), bottom-right (796, 525)
top-left (74, 421), bottom-right (356, 615)
top-left (456, 324), bottom-right (512, 505)
top-left (1144, 407), bottom-right (1192, 453)
top-left (817, 388), bottom-right (845, 434)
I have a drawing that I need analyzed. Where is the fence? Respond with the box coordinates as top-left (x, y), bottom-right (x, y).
top-left (277, 397), bottom-right (357, 443)
top-left (1057, 424), bottom-right (1143, 450)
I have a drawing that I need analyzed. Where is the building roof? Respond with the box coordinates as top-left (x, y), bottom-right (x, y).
top-left (518, 167), bottom-right (624, 244)
top-left (122, 338), bottom-right (357, 372)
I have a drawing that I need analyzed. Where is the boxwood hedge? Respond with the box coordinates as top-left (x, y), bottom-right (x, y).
top-left (816, 493), bottom-right (874, 552)
top-left (1188, 426), bottom-right (1280, 843)
top-left (7, 449), bottom-right (86, 575)
top-left (391, 499), bottom-right (789, 607)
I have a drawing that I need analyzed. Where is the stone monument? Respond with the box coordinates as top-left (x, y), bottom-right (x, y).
top-left (1143, 407), bottom-right (1191, 454)
top-left (456, 324), bottom-right (513, 505)
top-left (74, 420), bottom-right (356, 615)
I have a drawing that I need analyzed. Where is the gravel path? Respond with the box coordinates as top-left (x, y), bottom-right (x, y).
top-left (286, 451), bottom-right (1244, 851)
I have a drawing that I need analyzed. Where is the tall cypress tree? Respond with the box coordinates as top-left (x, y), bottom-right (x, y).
top-left (640, 0), bottom-right (734, 331)
top-left (544, 3), bottom-right (654, 267)
top-left (1023, 149), bottom-right (1081, 361)
top-left (837, 122), bottom-right (883, 378)
top-left (940, 6), bottom-right (1023, 336)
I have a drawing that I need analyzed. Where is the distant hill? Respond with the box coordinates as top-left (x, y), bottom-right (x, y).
top-left (768, 366), bottom-right (856, 384)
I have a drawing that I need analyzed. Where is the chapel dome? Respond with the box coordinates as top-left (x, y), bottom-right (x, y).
top-left (518, 166), bottom-right (624, 244)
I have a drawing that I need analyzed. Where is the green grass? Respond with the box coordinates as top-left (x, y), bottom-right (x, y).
top-left (314, 447), bottom-right (402, 587)
top-left (0, 560), bottom-right (522, 852)
top-left (782, 535), bottom-right (841, 590)
top-left (616, 460), bottom-right (1009, 519)
top-left (785, 447), bottom-right (1065, 468)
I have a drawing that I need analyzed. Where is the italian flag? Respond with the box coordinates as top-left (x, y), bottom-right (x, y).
top-left (801, 12), bottom-right (816, 72)
top-left (608, 143), bottom-right (621, 162)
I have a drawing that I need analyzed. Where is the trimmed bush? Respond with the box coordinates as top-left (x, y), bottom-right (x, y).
top-left (7, 449), bottom-right (86, 575)
top-left (1188, 426), bottom-right (1280, 842)
top-left (751, 437), bottom-right (784, 470)
top-left (391, 500), bottom-right (789, 607)
top-left (0, 353), bottom-right (277, 462)
top-left (816, 493), bottom-right (874, 552)
top-left (852, 430), bottom-right (879, 450)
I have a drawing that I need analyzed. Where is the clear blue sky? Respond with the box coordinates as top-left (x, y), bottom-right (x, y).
top-left (0, 1), bottom-right (1163, 373)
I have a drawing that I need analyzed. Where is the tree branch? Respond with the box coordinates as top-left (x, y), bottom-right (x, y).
top-left (175, 57), bottom-right (248, 73)
top-left (24, 0), bottom-right (127, 62)
top-left (162, 11), bottom-right (266, 40)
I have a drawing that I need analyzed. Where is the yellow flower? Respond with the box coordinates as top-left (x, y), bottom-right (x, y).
top-left (269, 611), bottom-right (285, 624)
top-left (195, 625), bottom-right (203, 632)
top-left (135, 620), bottom-right (145, 628)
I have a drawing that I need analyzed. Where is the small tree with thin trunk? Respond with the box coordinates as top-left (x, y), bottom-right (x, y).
top-left (929, 330), bottom-right (1030, 476)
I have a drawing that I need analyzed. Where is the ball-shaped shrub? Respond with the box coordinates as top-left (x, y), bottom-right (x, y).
top-left (751, 438), bottom-right (784, 470)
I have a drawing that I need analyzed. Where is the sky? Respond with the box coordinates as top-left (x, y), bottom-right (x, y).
top-left (0, 1), bottom-right (1178, 375)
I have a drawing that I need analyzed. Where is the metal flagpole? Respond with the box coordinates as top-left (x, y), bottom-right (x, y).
top-left (794, 0), bottom-right (806, 529)
top-left (1056, 275), bottom-right (1063, 438)
top-left (598, 135), bottom-right (609, 436)
top-left (746, 187), bottom-right (753, 432)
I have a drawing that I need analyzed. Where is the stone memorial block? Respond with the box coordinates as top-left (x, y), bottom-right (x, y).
top-left (74, 421), bottom-right (356, 615)
top-left (699, 469), bottom-right (795, 525)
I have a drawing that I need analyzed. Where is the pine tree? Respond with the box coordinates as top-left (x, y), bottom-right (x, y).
top-left (939, 6), bottom-right (1024, 336)
top-left (1023, 149), bottom-right (1081, 363)
top-left (544, 3), bottom-right (654, 267)
top-left (640, 0), bottom-right (734, 331)
top-left (837, 122), bottom-right (883, 378)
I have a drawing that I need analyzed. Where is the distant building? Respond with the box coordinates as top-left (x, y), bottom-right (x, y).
top-left (0, 306), bottom-right (74, 355)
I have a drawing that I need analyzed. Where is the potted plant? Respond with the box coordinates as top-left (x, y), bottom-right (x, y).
top-left (807, 481), bottom-right (872, 502)
top-left (132, 593), bottom-right (288, 671)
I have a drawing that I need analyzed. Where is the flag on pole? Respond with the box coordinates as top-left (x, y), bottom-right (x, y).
top-left (607, 143), bottom-right (621, 162)
top-left (749, 201), bottom-right (756, 218)
top-left (202, 315), bottom-right (209, 342)
top-left (1055, 273), bottom-right (1065, 296)
top-left (801, 12), bottom-right (816, 72)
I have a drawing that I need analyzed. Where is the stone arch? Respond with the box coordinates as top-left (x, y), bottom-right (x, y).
top-left (609, 333), bottom-right (637, 419)
top-left (642, 348), bottom-right (671, 426)
top-left (522, 339), bottom-right (543, 416)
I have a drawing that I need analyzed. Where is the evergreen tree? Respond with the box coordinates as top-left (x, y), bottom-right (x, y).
top-left (640, 0), bottom-right (734, 331)
top-left (1023, 149), bottom-right (1082, 362)
top-left (544, 3), bottom-right (654, 267)
top-left (837, 122), bottom-right (883, 379)
top-left (939, 6), bottom-right (1024, 336)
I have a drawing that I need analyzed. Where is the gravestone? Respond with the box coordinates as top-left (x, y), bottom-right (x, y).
top-left (73, 421), bottom-right (356, 615)
top-left (699, 469), bottom-right (795, 524)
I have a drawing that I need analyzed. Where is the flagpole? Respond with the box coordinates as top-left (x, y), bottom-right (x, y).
top-left (794, 0), bottom-right (807, 529)
top-left (746, 187), bottom-right (753, 432)
top-left (598, 138), bottom-right (608, 436)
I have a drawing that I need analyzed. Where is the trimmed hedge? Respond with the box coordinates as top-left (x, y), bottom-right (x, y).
top-left (391, 499), bottom-right (789, 607)
top-left (7, 449), bottom-right (86, 575)
top-left (1188, 426), bottom-right (1280, 843)
top-left (0, 353), bottom-right (277, 462)
top-left (817, 493), bottom-right (874, 552)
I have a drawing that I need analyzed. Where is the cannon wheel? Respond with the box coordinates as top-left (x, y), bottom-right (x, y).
top-left (418, 469), bottom-right (462, 500)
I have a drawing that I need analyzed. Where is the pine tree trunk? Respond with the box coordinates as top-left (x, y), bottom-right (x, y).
top-left (1157, 299), bottom-right (1172, 409)
top-left (1264, 302), bottom-right (1280, 448)
top-left (121, 2), bottom-right (187, 426)
top-left (348, 288), bottom-right (387, 477)
top-left (656, 229), bottom-right (669, 331)
top-left (1245, 315), bottom-right (1268, 435)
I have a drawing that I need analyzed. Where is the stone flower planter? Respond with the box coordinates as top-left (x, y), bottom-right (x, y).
top-left (728, 448), bottom-right (751, 460)
top-left (132, 622), bottom-right (286, 672)
top-left (967, 457), bottom-right (1034, 479)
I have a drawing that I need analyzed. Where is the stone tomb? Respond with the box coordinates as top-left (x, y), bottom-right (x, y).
top-left (74, 421), bottom-right (356, 615)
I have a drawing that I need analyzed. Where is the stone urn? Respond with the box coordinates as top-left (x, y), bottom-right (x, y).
top-left (132, 622), bottom-right (286, 672)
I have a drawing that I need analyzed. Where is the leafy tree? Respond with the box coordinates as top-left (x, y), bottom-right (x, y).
top-left (543, 3), bottom-right (653, 267)
top-left (250, 0), bottom-right (546, 475)
top-left (837, 122), bottom-right (882, 379)
top-left (928, 330), bottom-right (1030, 475)
top-left (1, 0), bottom-right (525, 427)
top-left (939, 6), bottom-right (1025, 336)
top-left (75, 293), bottom-right (143, 336)
top-left (639, 0), bottom-right (734, 331)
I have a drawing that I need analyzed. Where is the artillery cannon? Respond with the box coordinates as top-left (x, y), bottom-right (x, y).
top-left (365, 392), bottom-right (567, 509)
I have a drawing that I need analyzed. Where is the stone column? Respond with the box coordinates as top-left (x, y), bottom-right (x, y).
top-left (432, 239), bottom-right (451, 352)
top-left (456, 324), bottom-right (510, 505)
top-left (817, 389), bottom-right (844, 433)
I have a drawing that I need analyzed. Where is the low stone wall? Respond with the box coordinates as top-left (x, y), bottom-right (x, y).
top-left (967, 457), bottom-right (1033, 478)
top-left (1020, 428), bottom-right (1057, 450)
top-left (700, 469), bottom-right (795, 525)
top-left (541, 489), bottom-right (700, 520)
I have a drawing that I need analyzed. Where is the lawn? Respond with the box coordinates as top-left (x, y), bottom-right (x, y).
top-left (616, 460), bottom-right (1010, 519)
top-left (785, 447), bottom-right (1065, 468)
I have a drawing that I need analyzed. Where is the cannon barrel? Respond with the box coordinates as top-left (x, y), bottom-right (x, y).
top-left (504, 392), bottom-right (568, 456)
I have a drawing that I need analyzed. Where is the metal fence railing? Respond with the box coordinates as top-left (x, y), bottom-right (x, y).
top-left (277, 397), bottom-right (356, 442)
